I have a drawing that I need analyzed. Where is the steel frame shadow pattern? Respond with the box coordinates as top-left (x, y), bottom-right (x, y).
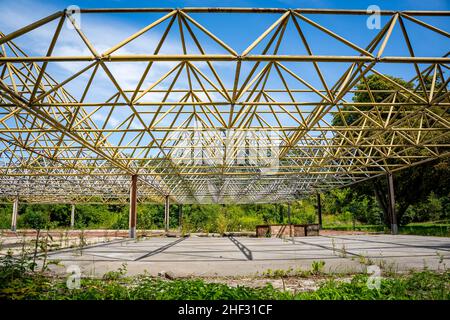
top-left (0, 8), bottom-right (449, 204)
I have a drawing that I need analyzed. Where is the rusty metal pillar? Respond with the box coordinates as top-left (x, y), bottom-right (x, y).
top-left (164, 195), bottom-right (170, 232)
top-left (129, 175), bottom-right (138, 238)
top-left (11, 196), bottom-right (18, 232)
top-left (70, 204), bottom-right (75, 229)
top-left (387, 172), bottom-right (398, 235)
top-left (317, 193), bottom-right (322, 229)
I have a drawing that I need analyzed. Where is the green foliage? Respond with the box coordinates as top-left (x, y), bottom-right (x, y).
top-left (73, 204), bottom-right (123, 229)
top-left (1, 256), bottom-right (448, 300)
top-left (19, 206), bottom-right (51, 230)
top-left (322, 222), bottom-right (450, 237)
top-left (182, 204), bottom-right (222, 233)
top-left (329, 73), bottom-right (450, 230)
top-left (2, 193), bottom-right (446, 234)
top-left (0, 251), bottom-right (34, 289)
top-left (311, 261), bottom-right (326, 275)
top-left (216, 212), bottom-right (228, 235)
top-left (136, 205), bottom-right (164, 230)
top-left (402, 192), bottom-right (448, 224)
top-left (0, 250), bottom-right (448, 300)
top-left (388, 158), bottom-right (450, 225)
top-left (333, 74), bottom-right (413, 126)
top-left (1, 162), bottom-right (447, 234)
top-left (238, 215), bottom-right (264, 230)
top-left (0, 205), bottom-right (12, 229)
top-left (301, 271), bottom-right (449, 300)
top-left (262, 268), bottom-right (293, 278)
top-left (290, 200), bottom-right (316, 224)
top-left (398, 224), bottom-right (450, 237)
top-left (103, 263), bottom-right (128, 281)
top-left (321, 188), bottom-right (382, 226)
top-left (262, 262), bottom-right (327, 278)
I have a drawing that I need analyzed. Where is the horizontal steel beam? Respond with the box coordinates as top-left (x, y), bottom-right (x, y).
top-left (76, 8), bottom-right (450, 16)
top-left (1, 55), bottom-right (449, 63)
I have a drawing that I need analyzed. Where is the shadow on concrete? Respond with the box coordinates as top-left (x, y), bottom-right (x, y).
top-left (322, 235), bottom-right (450, 252)
top-left (228, 236), bottom-right (253, 260)
top-left (289, 238), bottom-right (361, 258)
top-left (45, 238), bottom-right (132, 257)
top-left (134, 237), bottom-right (186, 261)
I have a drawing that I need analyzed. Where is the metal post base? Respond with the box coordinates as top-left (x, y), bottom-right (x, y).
top-left (391, 224), bottom-right (398, 235)
top-left (129, 227), bottom-right (136, 239)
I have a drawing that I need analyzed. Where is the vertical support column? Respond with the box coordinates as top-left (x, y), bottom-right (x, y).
top-left (70, 204), bottom-right (75, 229)
top-left (387, 172), bottom-right (398, 235)
top-left (164, 195), bottom-right (170, 232)
top-left (317, 193), bottom-right (322, 229)
top-left (287, 202), bottom-right (292, 237)
top-left (129, 175), bottom-right (138, 238)
top-left (11, 196), bottom-right (18, 232)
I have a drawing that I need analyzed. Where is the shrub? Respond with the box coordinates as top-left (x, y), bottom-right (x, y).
top-left (0, 205), bottom-right (12, 229)
top-left (18, 208), bottom-right (50, 230)
top-left (238, 215), bottom-right (264, 231)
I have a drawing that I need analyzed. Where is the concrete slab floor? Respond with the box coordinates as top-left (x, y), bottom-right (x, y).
top-left (41, 234), bottom-right (450, 278)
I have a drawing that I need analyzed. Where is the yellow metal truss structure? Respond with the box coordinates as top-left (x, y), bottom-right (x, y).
top-left (0, 8), bottom-right (449, 204)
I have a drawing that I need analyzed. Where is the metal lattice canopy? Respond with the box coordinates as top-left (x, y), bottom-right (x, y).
top-left (0, 8), bottom-right (449, 204)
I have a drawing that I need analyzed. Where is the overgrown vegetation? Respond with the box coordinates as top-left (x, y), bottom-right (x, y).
top-left (261, 261), bottom-right (327, 278)
top-left (0, 252), bottom-right (448, 300)
top-left (1, 188), bottom-right (448, 235)
top-left (322, 221), bottom-right (450, 237)
top-left (1, 187), bottom-right (449, 235)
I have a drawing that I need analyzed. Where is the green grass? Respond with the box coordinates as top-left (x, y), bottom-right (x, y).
top-left (398, 223), bottom-right (450, 237)
top-left (322, 225), bottom-right (385, 232)
top-left (322, 222), bottom-right (450, 237)
top-left (1, 271), bottom-right (448, 300)
top-left (300, 271), bottom-right (449, 300)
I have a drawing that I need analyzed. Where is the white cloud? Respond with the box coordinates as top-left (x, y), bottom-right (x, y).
top-left (0, 1), bottom-right (240, 150)
top-left (0, 1), bottom-right (181, 87)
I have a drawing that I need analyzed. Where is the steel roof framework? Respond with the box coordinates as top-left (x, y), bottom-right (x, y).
top-left (0, 8), bottom-right (449, 204)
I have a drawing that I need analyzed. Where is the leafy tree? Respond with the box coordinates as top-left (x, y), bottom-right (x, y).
top-left (332, 74), bottom-right (413, 126)
top-left (333, 74), bottom-right (450, 228)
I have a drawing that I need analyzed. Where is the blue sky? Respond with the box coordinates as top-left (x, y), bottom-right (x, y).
top-left (2, 0), bottom-right (448, 62)
top-left (0, 0), bottom-right (449, 146)
top-left (7, 0), bottom-right (449, 11)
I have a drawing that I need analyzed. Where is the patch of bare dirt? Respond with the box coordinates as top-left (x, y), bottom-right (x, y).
top-left (202, 276), bottom-right (353, 293)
